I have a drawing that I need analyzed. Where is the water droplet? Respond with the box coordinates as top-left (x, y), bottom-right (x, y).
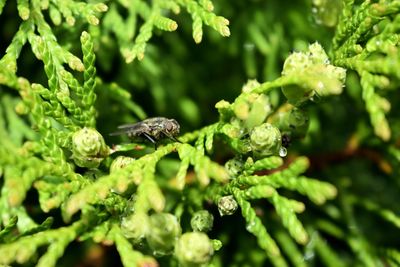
top-left (279, 147), bottom-right (287, 157)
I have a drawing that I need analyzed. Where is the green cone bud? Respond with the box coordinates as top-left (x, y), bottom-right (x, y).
top-left (274, 108), bottom-right (310, 137)
top-left (110, 156), bottom-right (135, 173)
top-left (71, 127), bottom-right (109, 168)
top-left (121, 212), bottom-right (149, 242)
top-left (250, 123), bottom-right (282, 157)
top-left (224, 158), bottom-right (244, 177)
top-left (145, 213), bottom-right (181, 256)
top-left (217, 195), bottom-right (238, 216)
top-left (211, 239), bottom-right (223, 251)
top-left (191, 210), bottom-right (214, 232)
top-left (281, 42), bottom-right (346, 106)
top-left (175, 232), bottom-right (214, 267)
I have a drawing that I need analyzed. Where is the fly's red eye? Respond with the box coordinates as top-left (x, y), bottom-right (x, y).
top-left (166, 123), bottom-right (173, 131)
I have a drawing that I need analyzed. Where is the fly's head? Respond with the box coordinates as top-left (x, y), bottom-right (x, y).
top-left (164, 119), bottom-right (180, 136)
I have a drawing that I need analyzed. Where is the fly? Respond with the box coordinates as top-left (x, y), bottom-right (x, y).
top-left (110, 117), bottom-right (181, 146)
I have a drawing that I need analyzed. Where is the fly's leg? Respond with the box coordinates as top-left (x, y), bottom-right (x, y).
top-left (142, 132), bottom-right (158, 149)
top-left (162, 131), bottom-right (182, 143)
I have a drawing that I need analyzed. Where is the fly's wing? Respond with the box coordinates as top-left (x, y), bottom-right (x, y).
top-left (109, 122), bottom-right (146, 136)
top-left (117, 122), bottom-right (142, 129)
top-left (115, 118), bottom-right (158, 130)
top-left (109, 129), bottom-right (130, 136)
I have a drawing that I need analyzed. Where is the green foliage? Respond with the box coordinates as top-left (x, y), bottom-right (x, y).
top-left (1, 0), bottom-right (400, 266)
top-left (332, 0), bottom-right (400, 140)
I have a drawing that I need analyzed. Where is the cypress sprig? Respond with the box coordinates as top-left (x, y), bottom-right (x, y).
top-left (340, 193), bottom-right (380, 267)
top-left (16, 0), bottom-right (30, 20)
top-left (81, 31), bottom-right (97, 127)
top-left (270, 193), bottom-right (308, 244)
top-left (19, 217), bottom-right (54, 238)
top-left (66, 141), bottom-right (229, 218)
top-left (0, 20), bottom-right (32, 73)
top-left (242, 185), bottom-right (276, 200)
top-left (59, 71), bottom-right (102, 126)
top-left (177, 0), bottom-right (230, 43)
top-left (36, 235), bottom-right (71, 267)
top-left (102, 0), bottom-right (229, 62)
top-left (41, 0), bottom-right (107, 26)
top-left (310, 230), bottom-right (347, 267)
top-left (123, 0), bottom-right (179, 62)
top-left (360, 71), bottom-right (391, 141)
top-left (332, 0), bottom-right (400, 140)
top-left (31, 4), bottom-right (85, 72)
top-left (110, 224), bottom-right (158, 267)
top-left (117, 0), bottom-right (178, 62)
top-left (177, 143), bottom-right (229, 187)
top-left (332, 0), bottom-right (354, 49)
top-left (79, 220), bottom-right (111, 243)
top-left (65, 144), bottom-right (178, 217)
top-left (243, 156), bottom-right (283, 175)
top-left (383, 248), bottom-right (400, 266)
top-left (0, 220), bottom-right (84, 265)
top-left (158, 0), bottom-right (181, 14)
top-left (274, 230), bottom-right (307, 267)
top-left (140, 161), bottom-right (166, 212)
top-left (198, 144), bottom-right (337, 264)
top-left (231, 157), bottom-right (337, 205)
top-left (0, 0), bottom-right (6, 14)
top-left (48, 4), bottom-right (62, 25)
top-left (231, 188), bottom-right (286, 267)
top-left (31, 83), bottom-right (77, 130)
top-left (0, 216), bottom-right (18, 243)
top-left (351, 196), bottom-right (400, 229)
top-left (124, 14), bottom-right (156, 62)
top-left (4, 157), bottom-right (65, 207)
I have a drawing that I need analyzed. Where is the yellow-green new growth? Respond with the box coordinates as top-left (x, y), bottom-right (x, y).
top-left (175, 232), bottom-right (214, 267)
top-left (121, 212), bottom-right (149, 242)
top-left (106, 0), bottom-right (230, 62)
top-left (217, 195), bottom-right (238, 216)
top-left (191, 210), bottom-right (214, 232)
top-left (71, 127), bottom-right (109, 168)
top-left (332, 0), bottom-right (400, 140)
top-left (250, 123), bottom-right (282, 157)
top-left (282, 42), bottom-right (346, 106)
top-left (110, 224), bottom-right (158, 267)
top-left (145, 213), bottom-right (182, 256)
